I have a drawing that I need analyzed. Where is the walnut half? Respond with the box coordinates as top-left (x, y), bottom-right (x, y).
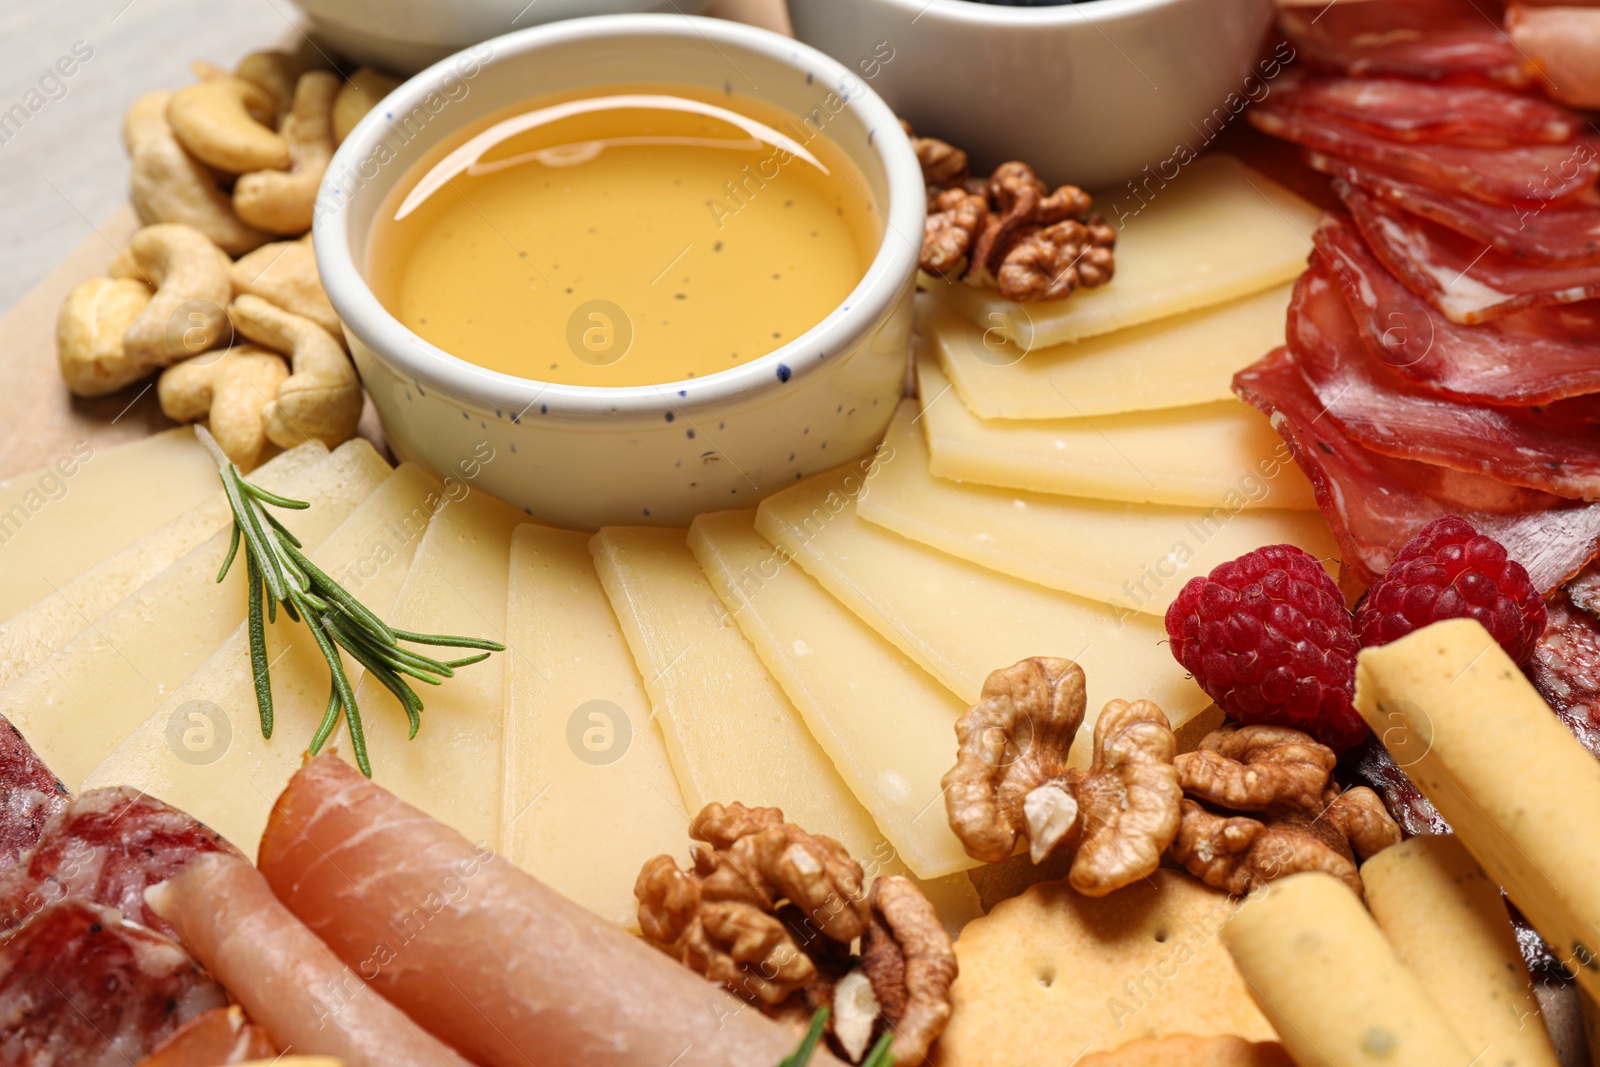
top-left (941, 658), bottom-right (1182, 896)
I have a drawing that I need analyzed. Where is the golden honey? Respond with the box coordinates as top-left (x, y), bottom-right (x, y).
top-left (367, 83), bottom-right (880, 387)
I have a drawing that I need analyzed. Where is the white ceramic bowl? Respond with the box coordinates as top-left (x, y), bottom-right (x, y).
top-left (315, 15), bottom-right (923, 529)
top-left (787, 0), bottom-right (1278, 189)
top-left (292, 0), bottom-right (712, 74)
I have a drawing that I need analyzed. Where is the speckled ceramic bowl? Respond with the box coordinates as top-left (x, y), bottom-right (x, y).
top-left (315, 15), bottom-right (922, 529)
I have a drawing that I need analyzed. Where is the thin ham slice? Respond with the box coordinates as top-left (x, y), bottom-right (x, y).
top-left (145, 851), bottom-right (476, 1067)
top-left (1234, 347), bottom-right (1600, 591)
top-left (1279, 0), bottom-right (1530, 85)
top-left (1290, 259), bottom-right (1600, 499)
top-left (1275, 77), bottom-right (1578, 146)
top-left (1315, 218), bottom-right (1600, 403)
top-left (1250, 100), bottom-right (1599, 206)
top-left (256, 754), bottom-right (842, 1067)
top-left (0, 899), bottom-right (227, 1067)
top-left (1341, 181), bottom-right (1600, 322)
top-left (1311, 151), bottom-right (1600, 265)
top-left (134, 1006), bottom-right (276, 1067)
top-left (1509, 4), bottom-right (1600, 108)
top-left (0, 713), bottom-right (66, 873)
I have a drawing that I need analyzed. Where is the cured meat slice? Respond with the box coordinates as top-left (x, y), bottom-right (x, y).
top-left (1315, 219), bottom-right (1600, 403)
top-left (144, 852), bottom-right (476, 1067)
top-left (135, 1006), bottom-right (276, 1067)
top-left (1233, 347), bottom-right (1600, 591)
top-left (1289, 260), bottom-right (1600, 499)
top-left (0, 713), bottom-right (66, 873)
top-left (1526, 591), bottom-right (1600, 759)
top-left (1347, 737), bottom-right (1450, 836)
top-left (1279, 0), bottom-right (1529, 85)
top-left (256, 754), bottom-right (844, 1067)
top-left (1509, 4), bottom-right (1600, 109)
top-left (0, 899), bottom-right (226, 1067)
top-left (1342, 182), bottom-right (1600, 323)
top-left (1311, 152), bottom-right (1600, 265)
top-left (1276, 77), bottom-right (1578, 147)
top-left (0, 786), bottom-right (241, 939)
top-left (1250, 100), bottom-right (1599, 206)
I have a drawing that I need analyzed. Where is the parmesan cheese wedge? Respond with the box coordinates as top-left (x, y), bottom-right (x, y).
top-left (1354, 618), bottom-right (1600, 1002)
top-left (755, 464), bottom-right (1209, 767)
top-left (921, 154), bottom-right (1320, 350)
top-left (1222, 871), bottom-right (1474, 1067)
top-left (84, 464), bottom-right (445, 853)
top-left (0, 441), bottom-right (383, 689)
top-left (0, 427), bottom-right (221, 624)
top-left (328, 484), bottom-right (527, 854)
top-left (687, 509), bottom-right (975, 880)
top-left (858, 400), bottom-right (1336, 616)
top-left (1362, 835), bottom-right (1560, 1067)
top-left (2, 445), bottom-right (391, 788)
top-left (917, 355), bottom-right (1316, 510)
top-left (926, 284), bottom-right (1292, 420)
top-left (502, 526), bottom-right (688, 929)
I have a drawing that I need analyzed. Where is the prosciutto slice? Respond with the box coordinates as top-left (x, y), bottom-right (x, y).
top-left (134, 1006), bottom-right (276, 1067)
top-left (0, 714), bottom-right (66, 873)
top-left (1342, 182), bottom-right (1600, 322)
top-left (1289, 260), bottom-right (1600, 499)
top-left (1234, 347), bottom-right (1600, 590)
top-left (1278, 0), bottom-right (1529, 85)
top-left (1249, 100), bottom-right (1599, 206)
top-left (0, 787), bottom-right (241, 940)
top-left (1311, 152), bottom-right (1600, 266)
top-left (0, 899), bottom-right (227, 1067)
top-left (1274, 77), bottom-right (1578, 146)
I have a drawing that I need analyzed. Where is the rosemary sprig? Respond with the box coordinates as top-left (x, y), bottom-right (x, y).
top-left (198, 427), bottom-right (505, 777)
top-left (777, 1010), bottom-right (894, 1067)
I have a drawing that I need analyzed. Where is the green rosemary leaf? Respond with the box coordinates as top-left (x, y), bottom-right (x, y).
top-left (246, 552), bottom-right (274, 739)
top-left (778, 1010), bottom-right (829, 1067)
top-left (243, 482), bottom-right (311, 510)
top-left (329, 615), bottom-right (450, 687)
top-left (217, 521), bottom-right (242, 583)
top-left (389, 627), bottom-right (507, 653)
top-left (860, 1033), bottom-right (894, 1067)
top-left (303, 606), bottom-right (366, 772)
top-left (282, 538), bottom-right (396, 644)
top-left (442, 651), bottom-right (492, 669)
top-left (260, 507), bottom-right (305, 549)
top-left (310, 678), bottom-right (342, 755)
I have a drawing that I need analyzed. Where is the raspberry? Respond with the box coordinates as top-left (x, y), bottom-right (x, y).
top-left (1165, 544), bottom-right (1365, 751)
top-left (1354, 516), bottom-right (1546, 663)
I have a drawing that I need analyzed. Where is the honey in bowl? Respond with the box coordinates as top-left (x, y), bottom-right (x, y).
top-left (367, 83), bottom-right (882, 388)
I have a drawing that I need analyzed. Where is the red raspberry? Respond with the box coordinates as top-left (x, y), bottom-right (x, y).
top-left (1165, 544), bottom-right (1365, 751)
top-left (1353, 516), bottom-right (1546, 663)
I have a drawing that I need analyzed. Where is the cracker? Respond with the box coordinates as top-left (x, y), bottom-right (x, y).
top-left (936, 870), bottom-right (1276, 1065)
top-left (1077, 1035), bottom-right (1293, 1067)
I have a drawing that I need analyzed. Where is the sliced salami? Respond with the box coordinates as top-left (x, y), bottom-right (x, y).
top-left (0, 787), bottom-right (241, 939)
top-left (0, 714), bottom-right (67, 875)
top-left (1234, 347), bottom-right (1600, 591)
top-left (1279, 0), bottom-right (1529, 85)
top-left (1275, 77), bottom-right (1578, 147)
top-left (0, 899), bottom-right (226, 1067)
top-left (1341, 181), bottom-right (1600, 323)
top-left (1316, 218), bottom-right (1600, 403)
top-left (1290, 259), bottom-right (1600, 499)
top-left (1250, 100), bottom-right (1599, 206)
top-left (1526, 591), bottom-right (1600, 760)
top-left (1311, 151), bottom-right (1600, 265)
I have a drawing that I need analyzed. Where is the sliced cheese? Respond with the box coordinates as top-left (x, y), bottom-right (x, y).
top-left (926, 283), bottom-right (1291, 419)
top-left (3, 447), bottom-right (391, 788)
top-left (334, 485), bottom-right (527, 853)
top-left (502, 525), bottom-right (688, 929)
top-left (1354, 618), bottom-right (1600, 1002)
top-left (917, 355), bottom-right (1315, 510)
top-left (1362, 835), bottom-right (1559, 1067)
top-left (0, 440), bottom-right (387, 689)
top-left (858, 401), bottom-right (1336, 616)
top-left (687, 509), bottom-right (975, 880)
top-left (1222, 871), bottom-right (1473, 1067)
top-left (922, 154), bottom-right (1320, 349)
top-left (0, 427), bottom-right (221, 624)
top-left (84, 464), bottom-right (444, 854)
top-left (755, 464), bottom-right (1208, 767)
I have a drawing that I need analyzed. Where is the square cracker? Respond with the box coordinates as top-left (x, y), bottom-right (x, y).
top-left (936, 870), bottom-right (1276, 1065)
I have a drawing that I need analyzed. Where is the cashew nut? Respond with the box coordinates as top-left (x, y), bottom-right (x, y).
top-left (230, 239), bottom-right (341, 337)
top-left (159, 345), bottom-right (290, 469)
top-left (333, 67), bottom-right (401, 145)
top-left (168, 77), bottom-right (290, 174)
top-left (56, 278), bottom-right (155, 397)
top-left (113, 223), bottom-right (235, 367)
top-left (124, 91), bottom-right (270, 255)
top-left (235, 46), bottom-right (328, 123)
top-left (234, 71), bottom-right (337, 234)
top-left (229, 294), bottom-right (362, 449)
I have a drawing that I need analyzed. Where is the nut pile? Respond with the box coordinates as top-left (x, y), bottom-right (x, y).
top-left (906, 124), bottom-right (1116, 303)
top-left (57, 47), bottom-right (400, 469)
